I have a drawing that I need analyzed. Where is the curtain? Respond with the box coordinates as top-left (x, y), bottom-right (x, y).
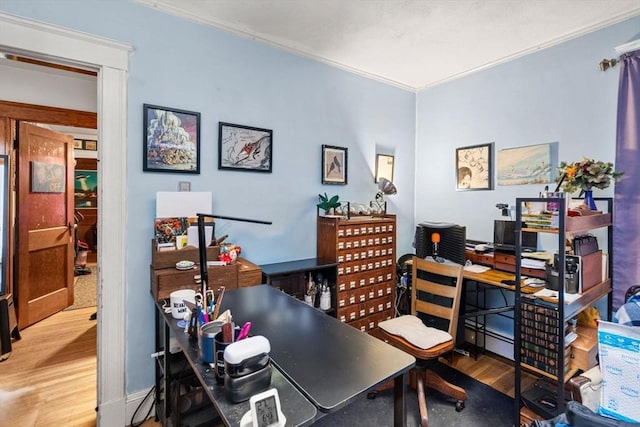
top-left (613, 49), bottom-right (640, 311)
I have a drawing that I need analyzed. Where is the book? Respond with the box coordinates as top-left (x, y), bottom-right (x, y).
top-left (154, 217), bottom-right (189, 246)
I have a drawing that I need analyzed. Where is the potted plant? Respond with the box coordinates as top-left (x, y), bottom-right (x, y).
top-left (317, 193), bottom-right (341, 215)
top-left (556, 157), bottom-right (623, 210)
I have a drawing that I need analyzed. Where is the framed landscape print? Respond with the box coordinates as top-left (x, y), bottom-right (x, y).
top-left (455, 142), bottom-right (494, 191)
top-left (143, 104), bottom-right (200, 174)
top-left (322, 145), bottom-right (347, 185)
top-left (218, 122), bottom-right (273, 172)
top-left (497, 142), bottom-right (558, 186)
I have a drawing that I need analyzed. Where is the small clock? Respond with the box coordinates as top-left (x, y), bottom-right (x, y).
top-left (240, 388), bottom-right (286, 427)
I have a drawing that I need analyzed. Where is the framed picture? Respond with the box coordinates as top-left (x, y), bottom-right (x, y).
top-left (375, 154), bottom-right (394, 183)
top-left (73, 139), bottom-right (84, 149)
top-left (322, 145), bottom-right (348, 185)
top-left (31, 161), bottom-right (65, 193)
top-left (75, 170), bottom-right (98, 208)
top-left (497, 142), bottom-right (558, 186)
top-left (83, 140), bottom-right (97, 151)
top-left (143, 104), bottom-right (200, 174)
top-left (455, 142), bottom-right (494, 191)
top-left (218, 122), bottom-right (272, 172)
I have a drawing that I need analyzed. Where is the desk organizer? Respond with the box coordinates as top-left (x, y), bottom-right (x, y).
top-left (223, 335), bottom-right (272, 403)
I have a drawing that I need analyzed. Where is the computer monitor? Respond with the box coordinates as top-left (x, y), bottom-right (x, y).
top-left (414, 222), bottom-right (467, 265)
top-left (493, 220), bottom-right (538, 252)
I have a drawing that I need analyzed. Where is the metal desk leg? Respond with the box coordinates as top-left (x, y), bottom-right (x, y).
top-left (393, 372), bottom-right (407, 427)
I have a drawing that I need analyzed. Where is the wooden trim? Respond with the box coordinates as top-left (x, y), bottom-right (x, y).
top-left (0, 101), bottom-right (96, 129)
top-left (5, 54), bottom-right (97, 77)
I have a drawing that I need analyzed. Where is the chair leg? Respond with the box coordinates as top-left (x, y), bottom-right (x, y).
top-left (425, 368), bottom-right (467, 404)
top-left (416, 372), bottom-right (429, 427)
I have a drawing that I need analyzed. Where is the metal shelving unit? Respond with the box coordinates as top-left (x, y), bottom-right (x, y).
top-left (513, 197), bottom-right (613, 425)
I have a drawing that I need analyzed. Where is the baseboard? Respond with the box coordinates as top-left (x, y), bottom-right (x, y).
top-left (125, 388), bottom-right (156, 427)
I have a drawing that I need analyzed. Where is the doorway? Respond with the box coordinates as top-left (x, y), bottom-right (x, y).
top-left (1, 12), bottom-right (131, 426)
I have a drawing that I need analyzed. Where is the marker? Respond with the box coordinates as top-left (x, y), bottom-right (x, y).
top-left (237, 322), bottom-right (252, 341)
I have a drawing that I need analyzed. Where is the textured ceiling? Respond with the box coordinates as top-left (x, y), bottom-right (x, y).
top-left (132, 1), bottom-right (640, 89)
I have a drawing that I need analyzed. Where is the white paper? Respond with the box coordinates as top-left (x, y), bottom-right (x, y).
top-left (187, 225), bottom-right (213, 248)
top-left (156, 191), bottom-right (212, 218)
top-left (533, 288), bottom-right (580, 304)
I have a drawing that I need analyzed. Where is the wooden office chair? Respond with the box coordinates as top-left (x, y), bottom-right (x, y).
top-left (373, 256), bottom-right (467, 427)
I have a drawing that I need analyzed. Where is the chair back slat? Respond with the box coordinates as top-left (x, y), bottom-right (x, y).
top-left (411, 256), bottom-right (464, 340)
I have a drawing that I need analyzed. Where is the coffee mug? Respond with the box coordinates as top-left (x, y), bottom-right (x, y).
top-left (169, 289), bottom-right (196, 319)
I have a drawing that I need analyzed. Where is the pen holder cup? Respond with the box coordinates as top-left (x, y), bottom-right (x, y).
top-left (213, 329), bottom-right (239, 384)
top-left (198, 320), bottom-right (224, 364)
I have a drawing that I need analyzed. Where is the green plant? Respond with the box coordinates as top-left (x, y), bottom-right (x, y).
top-left (317, 193), bottom-right (341, 212)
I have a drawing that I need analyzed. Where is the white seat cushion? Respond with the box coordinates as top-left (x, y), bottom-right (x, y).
top-left (378, 315), bottom-right (452, 350)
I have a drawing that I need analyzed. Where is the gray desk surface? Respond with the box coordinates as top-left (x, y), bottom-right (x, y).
top-left (160, 302), bottom-right (317, 426)
top-left (219, 285), bottom-right (415, 414)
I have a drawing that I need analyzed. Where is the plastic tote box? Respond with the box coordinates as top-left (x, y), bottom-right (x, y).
top-left (597, 321), bottom-right (640, 423)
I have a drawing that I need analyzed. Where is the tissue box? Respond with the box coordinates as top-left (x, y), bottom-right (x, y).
top-left (597, 321), bottom-right (640, 422)
top-left (223, 335), bottom-right (272, 403)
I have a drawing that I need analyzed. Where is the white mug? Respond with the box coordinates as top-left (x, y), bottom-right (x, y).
top-left (170, 289), bottom-right (196, 319)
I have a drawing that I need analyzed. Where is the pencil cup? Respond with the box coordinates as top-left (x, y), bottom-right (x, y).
top-left (214, 329), bottom-right (239, 384)
top-left (198, 320), bottom-right (223, 364)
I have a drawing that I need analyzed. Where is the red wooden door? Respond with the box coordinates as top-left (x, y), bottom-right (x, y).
top-left (16, 123), bottom-right (75, 329)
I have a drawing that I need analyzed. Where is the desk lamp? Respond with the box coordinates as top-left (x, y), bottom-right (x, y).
top-left (196, 213), bottom-right (271, 312)
top-left (374, 178), bottom-right (397, 214)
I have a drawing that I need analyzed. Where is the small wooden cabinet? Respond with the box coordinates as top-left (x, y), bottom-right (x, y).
top-left (317, 215), bottom-right (396, 332)
top-left (261, 258), bottom-right (338, 301)
top-left (150, 257), bottom-right (261, 301)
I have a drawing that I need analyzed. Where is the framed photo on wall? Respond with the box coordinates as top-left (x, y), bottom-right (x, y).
top-left (218, 122), bottom-right (273, 172)
top-left (497, 142), bottom-right (558, 186)
top-left (322, 145), bottom-right (347, 185)
top-left (143, 104), bottom-right (200, 174)
top-left (455, 142), bottom-right (494, 191)
top-left (375, 154), bottom-right (394, 183)
top-left (75, 170), bottom-right (98, 208)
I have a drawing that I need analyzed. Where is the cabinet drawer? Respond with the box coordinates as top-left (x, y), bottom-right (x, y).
top-left (151, 263), bottom-right (239, 301)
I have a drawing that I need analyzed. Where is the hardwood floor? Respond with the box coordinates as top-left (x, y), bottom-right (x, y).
top-left (0, 307), bottom-right (535, 427)
top-left (0, 307), bottom-right (97, 427)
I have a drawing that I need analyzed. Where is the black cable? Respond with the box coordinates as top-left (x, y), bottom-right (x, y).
top-left (130, 385), bottom-right (156, 427)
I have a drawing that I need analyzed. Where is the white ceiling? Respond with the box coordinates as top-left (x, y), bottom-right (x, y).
top-left (136, 0), bottom-right (640, 90)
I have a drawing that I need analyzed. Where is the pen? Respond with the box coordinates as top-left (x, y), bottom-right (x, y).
top-left (237, 322), bottom-right (251, 341)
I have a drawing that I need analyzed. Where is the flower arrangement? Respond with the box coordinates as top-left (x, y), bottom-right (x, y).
top-left (556, 157), bottom-right (623, 193)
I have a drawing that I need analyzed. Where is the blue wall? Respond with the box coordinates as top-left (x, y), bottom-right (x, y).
top-left (0, 0), bottom-right (416, 392)
top-left (416, 16), bottom-right (639, 241)
top-left (416, 16), bottom-right (640, 343)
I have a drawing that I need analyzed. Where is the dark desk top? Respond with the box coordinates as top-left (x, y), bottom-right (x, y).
top-left (159, 303), bottom-right (317, 427)
top-left (260, 258), bottom-right (338, 277)
top-left (219, 285), bottom-right (415, 412)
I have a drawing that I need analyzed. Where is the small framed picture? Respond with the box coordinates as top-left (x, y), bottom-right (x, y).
top-left (83, 140), bottom-right (97, 151)
top-left (218, 122), bottom-right (273, 172)
top-left (73, 139), bottom-right (84, 149)
top-left (455, 142), bottom-right (494, 191)
top-left (375, 154), bottom-right (394, 183)
top-left (322, 145), bottom-right (347, 185)
top-left (144, 104), bottom-right (200, 174)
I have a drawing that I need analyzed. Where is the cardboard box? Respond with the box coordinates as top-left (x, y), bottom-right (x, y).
top-left (571, 326), bottom-right (598, 371)
top-left (580, 250), bottom-right (602, 293)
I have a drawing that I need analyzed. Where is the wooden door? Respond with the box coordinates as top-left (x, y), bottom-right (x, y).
top-left (16, 123), bottom-right (75, 329)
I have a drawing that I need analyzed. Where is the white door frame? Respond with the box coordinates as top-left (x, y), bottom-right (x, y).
top-left (0, 12), bottom-right (131, 426)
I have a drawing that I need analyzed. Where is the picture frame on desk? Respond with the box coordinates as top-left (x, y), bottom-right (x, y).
top-left (455, 142), bottom-right (493, 191)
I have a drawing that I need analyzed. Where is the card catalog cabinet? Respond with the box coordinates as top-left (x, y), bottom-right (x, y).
top-left (317, 215), bottom-right (396, 332)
